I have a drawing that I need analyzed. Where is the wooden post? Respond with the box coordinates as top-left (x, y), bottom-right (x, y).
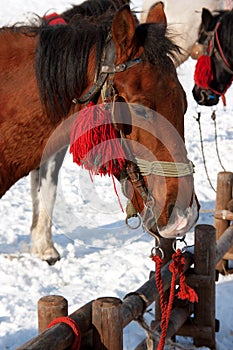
top-left (154, 238), bottom-right (174, 322)
top-left (38, 295), bottom-right (68, 334)
top-left (92, 297), bottom-right (123, 350)
top-left (193, 225), bottom-right (216, 349)
top-left (17, 254), bottom-right (194, 350)
top-left (214, 172), bottom-right (233, 272)
top-left (216, 225), bottom-right (233, 265)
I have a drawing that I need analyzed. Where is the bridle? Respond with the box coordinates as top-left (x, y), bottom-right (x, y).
top-left (213, 22), bottom-right (233, 74)
top-left (201, 20), bottom-right (233, 103)
top-left (72, 35), bottom-right (194, 237)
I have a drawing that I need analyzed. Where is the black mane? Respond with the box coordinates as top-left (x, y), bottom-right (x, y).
top-left (217, 10), bottom-right (233, 66)
top-left (62, 0), bottom-right (130, 22)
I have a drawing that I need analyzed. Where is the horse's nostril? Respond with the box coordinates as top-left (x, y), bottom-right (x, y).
top-left (168, 204), bottom-right (175, 219)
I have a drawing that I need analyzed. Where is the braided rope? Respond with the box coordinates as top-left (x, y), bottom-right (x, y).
top-left (151, 249), bottom-right (198, 350)
top-left (135, 158), bottom-right (194, 177)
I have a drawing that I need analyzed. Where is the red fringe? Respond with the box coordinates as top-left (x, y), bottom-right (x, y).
top-left (194, 55), bottom-right (213, 89)
top-left (70, 103), bottom-right (127, 177)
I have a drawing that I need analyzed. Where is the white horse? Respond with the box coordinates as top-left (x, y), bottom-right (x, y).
top-left (140, 0), bottom-right (230, 65)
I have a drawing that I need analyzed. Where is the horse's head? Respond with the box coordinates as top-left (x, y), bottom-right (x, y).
top-left (191, 8), bottom-right (224, 60)
top-left (192, 9), bottom-right (233, 107)
top-left (102, 3), bottom-right (199, 238)
top-left (36, 2), bottom-right (199, 239)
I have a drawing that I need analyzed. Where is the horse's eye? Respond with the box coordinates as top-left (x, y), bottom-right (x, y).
top-left (130, 105), bottom-right (152, 119)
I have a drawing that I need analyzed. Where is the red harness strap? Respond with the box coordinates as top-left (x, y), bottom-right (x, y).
top-left (47, 316), bottom-right (81, 350)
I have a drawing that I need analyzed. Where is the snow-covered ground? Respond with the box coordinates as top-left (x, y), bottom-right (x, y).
top-left (0, 1), bottom-right (232, 349)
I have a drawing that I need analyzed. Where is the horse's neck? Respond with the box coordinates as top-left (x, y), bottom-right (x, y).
top-left (0, 30), bottom-right (65, 197)
top-left (0, 31), bottom-right (38, 80)
top-left (1, 30), bottom-right (36, 52)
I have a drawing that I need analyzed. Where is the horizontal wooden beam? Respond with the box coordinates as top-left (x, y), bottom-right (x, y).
top-left (214, 210), bottom-right (233, 221)
top-left (216, 225), bottom-right (233, 264)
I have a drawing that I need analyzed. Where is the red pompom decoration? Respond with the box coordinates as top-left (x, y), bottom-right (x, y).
top-left (70, 103), bottom-right (127, 177)
top-left (45, 13), bottom-right (66, 26)
top-left (194, 55), bottom-right (213, 89)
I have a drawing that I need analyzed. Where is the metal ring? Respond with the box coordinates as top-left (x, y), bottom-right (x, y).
top-left (125, 214), bottom-right (141, 230)
top-left (150, 246), bottom-right (164, 260)
top-left (172, 235), bottom-right (187, 252)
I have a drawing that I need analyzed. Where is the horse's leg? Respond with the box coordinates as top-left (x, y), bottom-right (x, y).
top-left (30, 147), bottom-right (67, 265)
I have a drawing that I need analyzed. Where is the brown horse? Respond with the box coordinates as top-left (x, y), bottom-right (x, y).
top-left (0, 2), bottom-right (199, 261)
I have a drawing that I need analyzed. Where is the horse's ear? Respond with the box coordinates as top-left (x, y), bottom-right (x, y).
top-left (201, 8), bottom-right (213, 29)
top-left (112, 5), bottom-right (136, 58)
top-left (145, 1), bottom-right (167, 25)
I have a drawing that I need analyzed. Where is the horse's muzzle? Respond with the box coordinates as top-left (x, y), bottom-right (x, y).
top-left (192, 85), bottom-right (219, 106)
top-left (141, 194), bottom-right (199, 239)
top-left (156, 196), bottom-right (199, 238)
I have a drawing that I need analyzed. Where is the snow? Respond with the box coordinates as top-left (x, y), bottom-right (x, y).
top-left (0, 1), bottom-right (233, 349)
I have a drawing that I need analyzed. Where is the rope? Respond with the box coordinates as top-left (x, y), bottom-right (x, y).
top-left (151, 249), bottom-right (198, 350)
top-left (211, 110), bottom-right (226, 171)
top-left (136, 315), bottom-right (199, 350)
top-left (135, 158), bottom-right (194, 177)
top-left (193, 111), bottom-right (216, 192)
top-left (47, 316), bottom-right (81, 350)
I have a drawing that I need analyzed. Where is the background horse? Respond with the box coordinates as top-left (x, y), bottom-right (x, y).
top-left (190, 7), bottom-right (226, 60)
top-left (141, 0), bottom-right (229, 65)
top-left (0, 1), bottom-right (198, 263)
top-left (192, 8), bottom-right (233, 106)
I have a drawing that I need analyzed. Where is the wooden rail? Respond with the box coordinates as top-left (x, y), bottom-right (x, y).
top-left (17, 252), bottom-right (193, 350)
top-left (17, 220), bottom-right (233, 350)
top-left (16, 171), bottom-right (233, 349)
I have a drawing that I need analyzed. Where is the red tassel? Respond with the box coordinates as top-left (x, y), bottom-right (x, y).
top-left (194, 55), bottom-right (213, 89)
top-left (70, 103), bottom-right (127, 177)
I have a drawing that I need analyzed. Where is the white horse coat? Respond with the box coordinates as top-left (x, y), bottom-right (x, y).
top-left (140, 0), bottom-right (229, 64)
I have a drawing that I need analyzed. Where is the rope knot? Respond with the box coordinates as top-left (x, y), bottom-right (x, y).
top-left (170, 249), bottom-right (198, 303)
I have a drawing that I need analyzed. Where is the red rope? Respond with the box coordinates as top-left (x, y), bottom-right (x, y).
top-left (170, 249), bottom-right (198, 303)
top-left (47, 316), bottom-right (81, 350)
top-left (152, 249), bottom-right (198, 350)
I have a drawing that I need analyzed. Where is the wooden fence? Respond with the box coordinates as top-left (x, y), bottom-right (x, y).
top-left (17, 222), bottom-right (233, 350)
top-left (16, 171), bottom-right (233, 350)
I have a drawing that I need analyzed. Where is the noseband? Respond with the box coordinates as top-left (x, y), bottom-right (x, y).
top-left (72, 36), bottom-right (194, 236)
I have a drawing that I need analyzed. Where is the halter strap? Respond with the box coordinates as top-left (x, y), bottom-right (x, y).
top-left (73, 72), bottom-right (108, 104)
top-left (73, 37), bottom-right (142, 105)
top-left (135, 158), bottom-right (194, 177)
top-left (214, 22), bottom-right (233, 74)
top-left (101, 57), bottom-right (142, 74)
